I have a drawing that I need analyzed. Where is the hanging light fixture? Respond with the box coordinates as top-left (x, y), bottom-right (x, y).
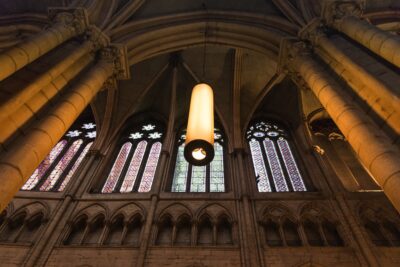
top-left (184, 83), bottom-right (214, 165)
top-left (184, 4), bottom-right (215, 166)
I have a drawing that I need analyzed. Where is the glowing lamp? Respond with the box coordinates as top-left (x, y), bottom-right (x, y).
top-left (184, 83), bottom-right (214, 166)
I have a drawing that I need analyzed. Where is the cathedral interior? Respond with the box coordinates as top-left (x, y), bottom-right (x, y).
top-left (0, 0), bottom-right (399, 266)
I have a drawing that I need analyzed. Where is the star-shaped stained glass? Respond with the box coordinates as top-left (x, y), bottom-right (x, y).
top-left (66, 130), bottom-right (81, 137)
top-left (148, 132), bottom-right (162, 139)
top-left (142, 124), bottom-right (155, 131)
top-left (130, 132), bottom-right (143, 139)
top-left (82, 123), bottom-right (96, 129)
top-left (86, 131), bottom-right (97, 138)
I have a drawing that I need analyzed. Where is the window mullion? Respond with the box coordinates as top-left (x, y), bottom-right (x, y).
top-left (186, 164), bottom-right (193, 193)
top-left (206, 164), bottom-right (210, 193)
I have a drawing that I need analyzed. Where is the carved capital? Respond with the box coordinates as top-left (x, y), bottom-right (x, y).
top-left (48, 7), bottom-right (89, 35)
top-left (313, 145), bottom-right (325, 155)
top-left (102, 77), bottom-right (118, 91)
top-left (84, 26), bottom-right (110, 51)
top-left (328, 132), bottom-right (346, 141)
top-left (321, 0), bottom-right (366, 26)
top-left (277, 38), bottom-right (310, 74)
top-left (100, 45), bottom-right (131, 80)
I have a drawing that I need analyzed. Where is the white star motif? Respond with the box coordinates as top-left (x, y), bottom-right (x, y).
top-left (148, 132), bottom-right (162, 139)
top-left (82, 123), bottom-right (96, 129)
top-left (85, 131), bottom-right (96, 138)
top-left (214, 133), bottom-right (222, 139)
top-left (130, 132), bottom-right (143, 139)
top-left (181, 134), bottom-right (186, 140)
top-left (66, 130), bottom-right (81, 137)
top-left (142, 124), bottom-right (155, 131)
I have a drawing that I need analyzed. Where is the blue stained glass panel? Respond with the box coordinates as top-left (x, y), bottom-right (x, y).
top-left (210, 143), bottom-right (225, 192)
top-left (190, 165), bottom-right (206, 192)
top-left (172, 145), bottom-right (189, 192)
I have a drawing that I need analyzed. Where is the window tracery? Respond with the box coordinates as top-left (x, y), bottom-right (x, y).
top-left (247, 121), bottom-right (306, 192)
top-left (101, 123), bottom-right (163, 193)
top-left (171, 128), bottom-right (226, 193)
top-left (21, 122), bottom-right (96, 192)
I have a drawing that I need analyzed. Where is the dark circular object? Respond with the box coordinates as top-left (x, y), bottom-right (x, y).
top-left (184, 139), bottom-right (214, 166)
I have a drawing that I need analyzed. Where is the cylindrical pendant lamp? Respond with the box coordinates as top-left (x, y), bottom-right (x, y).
top-left (184, 83), bottom-right (214, 165)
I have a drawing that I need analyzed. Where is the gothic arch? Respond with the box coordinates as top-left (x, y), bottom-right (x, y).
top-left (110, 202), bottom-right (146, 222)
top-left (72, 203), bottom-right (109, 222)
top-left (158, 203), bottom-right (193, 223)
top-left (109, 11), bottom-right (298, 64)
top-left (12, 201), bottom-right (49, 220)
top-left (261, 203), bottom-right (295, 222)
top-left (196, 203), bottom-right (234, 223)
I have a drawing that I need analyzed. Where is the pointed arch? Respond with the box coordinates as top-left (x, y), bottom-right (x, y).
top-left (171, 127), bottom-right (227, 193)
top-left (101, 120), bottom-right (165, 193)
top-left (246, 120), bottom-right (307, 192)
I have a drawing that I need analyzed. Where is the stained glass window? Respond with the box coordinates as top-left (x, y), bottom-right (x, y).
top-left (21, 122), bottom-right (96, 192)
top-left (101, 123), bottom-right (164, 193)
top-left (171, 128), bottom-right (226, 193)
top-left (247, 121), bottom-right (307, 192)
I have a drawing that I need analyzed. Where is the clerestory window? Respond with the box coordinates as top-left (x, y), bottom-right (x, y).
top-left (247, 120), bottom-right (306, 192)
top-left (101, 123), bottom-right (163, 193)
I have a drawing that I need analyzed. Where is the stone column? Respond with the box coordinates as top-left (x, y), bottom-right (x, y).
top-left (322, 0), bottom-right (400, 68)
top-left (0, 60), bottom-right (114, 212)
top-left (286, 42), bottom-right (400, 213)
top-left (0, 8), bottom-right (89, 82)
top-left (0, 41), bottom-right (93, 123)
top-left (0, 54), bottom-right (94, 147)
top-left (300, 25), bottom-right (400, 136)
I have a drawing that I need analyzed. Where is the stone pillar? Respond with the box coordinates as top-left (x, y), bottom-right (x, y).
top-left (0, 41), bottom-right (93, 123)
top-left (0, 54), bottom-right (94, 147)
top-left (322, 0), bottom-right (400, 68)
top-left (300, 24), bottom-right (400, 136)
top-left (0, 60), bottom-right (114, 212)
top-left (286, 42), bottom-right (400, 213)
top-left (0, 8), bottom-right (89, 82)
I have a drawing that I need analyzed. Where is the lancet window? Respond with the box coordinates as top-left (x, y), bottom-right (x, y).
top-left (101, 123), bottom-right (164, 193)
top-left (247, 121), bottom-right (306, 192)
top-left (21, 122), bottom-right (96, 192)
top-left (171, 128), bottom-right (225, 193)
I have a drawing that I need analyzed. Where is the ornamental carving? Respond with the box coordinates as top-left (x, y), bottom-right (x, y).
top-left (85, 26), bottom-right (110, 51)
top-left (277, 38), bottom-right (310, 75)
top-left (100, 45), bottom-right (131, 80)
top-left (321, 0), bottom-right (366, 25)
top-left (48, 8), bottom-right (89, 35)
